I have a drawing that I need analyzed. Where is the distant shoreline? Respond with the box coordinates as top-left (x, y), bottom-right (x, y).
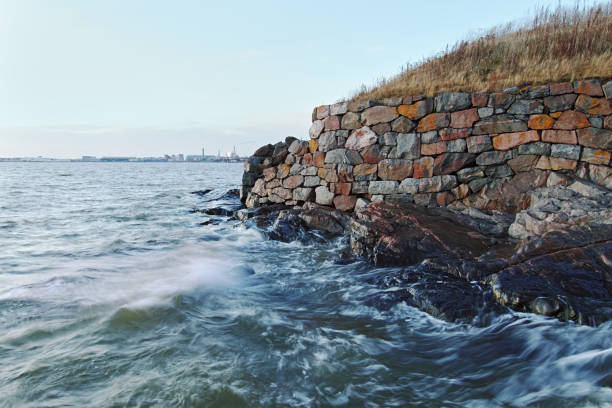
top-left (0, 158), bottom-right (246, 163)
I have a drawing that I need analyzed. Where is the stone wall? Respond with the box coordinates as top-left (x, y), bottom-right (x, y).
top-left (241, 78), bottom-right (612, 212)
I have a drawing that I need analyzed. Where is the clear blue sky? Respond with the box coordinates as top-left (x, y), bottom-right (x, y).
top-left (0, 0), bottom-right (593, 158)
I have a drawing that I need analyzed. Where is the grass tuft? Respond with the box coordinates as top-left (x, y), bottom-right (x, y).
top-left (351, 2), bottom-right (612, 100)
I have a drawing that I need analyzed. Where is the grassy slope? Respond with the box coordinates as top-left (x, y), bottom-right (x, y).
top-left (352, 3), bottom-right (612, 100)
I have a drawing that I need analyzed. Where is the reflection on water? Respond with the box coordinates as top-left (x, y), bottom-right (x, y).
top-left (0, 162), bottom-right (610, 407)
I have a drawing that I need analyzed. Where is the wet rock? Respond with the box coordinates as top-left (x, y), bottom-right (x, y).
top-left (265, 211), bottom-right (314, 243)
top-left (364, 266), bottom-right (505, 323)
top-left (350, 201), bottom-right (494, 267)
top-left (485, 232), bottom-right (612, 325)
top-left (190, 189), bottom-right (213, 196)
top-left (199, 207), bottom-right (234, 216)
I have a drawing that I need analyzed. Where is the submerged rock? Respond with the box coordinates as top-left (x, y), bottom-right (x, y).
top-left (363, 265), bottom-right (505, 323)
top-left (190, 189), bottom-right (213, 196)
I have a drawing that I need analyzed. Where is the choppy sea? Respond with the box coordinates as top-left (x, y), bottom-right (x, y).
top-left (0, 162), bottom-right (610, 407)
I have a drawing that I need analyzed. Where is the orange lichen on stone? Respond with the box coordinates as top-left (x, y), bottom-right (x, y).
top-left (417, 113), bottom-right (450, 132)
top-left (528, 114), bottom-right (555, 129)
top-left (492, 130), bottom-right (539, 150)
top-left (308, 139), bottom-right (319, 153)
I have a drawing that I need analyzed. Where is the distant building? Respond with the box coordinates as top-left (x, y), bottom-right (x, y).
top-left (226, 146), bottom-right (239, 159)
top-left (81, 156), bottom-right (98, 161)
top-left (99, 157), bottom-right (132, 162)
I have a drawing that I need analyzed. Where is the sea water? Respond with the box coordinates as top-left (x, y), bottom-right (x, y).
top-left (0, 162), bottom-right (610, 407)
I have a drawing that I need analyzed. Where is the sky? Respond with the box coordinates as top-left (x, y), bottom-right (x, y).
top-left (0, 0), bottom-right (596, 158)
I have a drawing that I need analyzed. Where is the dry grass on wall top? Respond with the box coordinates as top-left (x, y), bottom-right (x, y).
top-left (352, 2), bottom-right (612, 101)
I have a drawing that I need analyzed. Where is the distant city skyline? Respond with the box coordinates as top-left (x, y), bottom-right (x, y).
top-left (0, 0), bottom-right (593, 158)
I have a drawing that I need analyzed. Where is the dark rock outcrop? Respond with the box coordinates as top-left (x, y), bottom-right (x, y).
top-left (232, 172), bottom-right (612, 325)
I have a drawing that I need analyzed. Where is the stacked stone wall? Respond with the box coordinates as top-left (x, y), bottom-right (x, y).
top-left (242, 78), bottom-right (612, 212)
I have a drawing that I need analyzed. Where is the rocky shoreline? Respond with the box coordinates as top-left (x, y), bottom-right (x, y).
top-left (217, 80), bottom-right (612, 326)
top-left (230, 173), bottom-right (611, 326)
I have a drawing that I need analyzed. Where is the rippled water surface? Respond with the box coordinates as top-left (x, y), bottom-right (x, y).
top-left (0, 162), bottom-right (610, 407)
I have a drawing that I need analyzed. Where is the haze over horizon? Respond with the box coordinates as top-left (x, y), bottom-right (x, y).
top-left (0, 0), bottom-right (594, 158)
